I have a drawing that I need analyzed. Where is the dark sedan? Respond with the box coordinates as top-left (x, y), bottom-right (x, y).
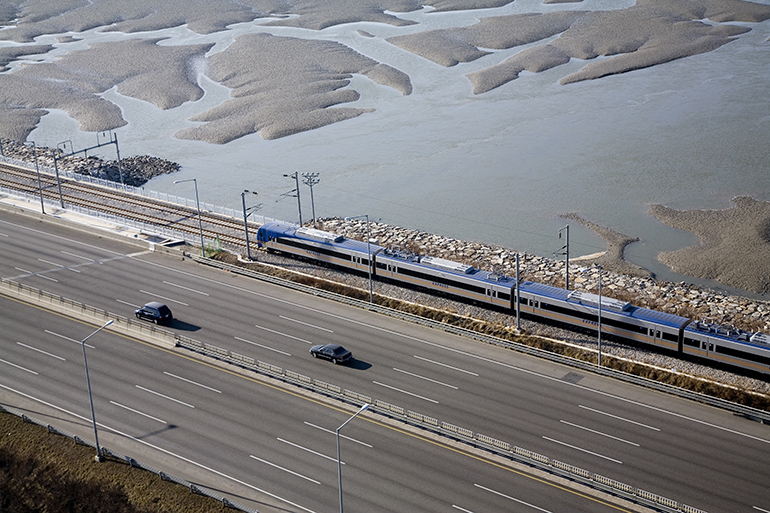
top-left (310, 344), bottom-right (352, 364)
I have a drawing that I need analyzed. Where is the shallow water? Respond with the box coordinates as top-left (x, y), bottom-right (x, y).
top-left (20, 0), bottom-right (770, 295)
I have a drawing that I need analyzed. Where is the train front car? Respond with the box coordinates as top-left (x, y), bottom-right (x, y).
top-left (683, 320), bottom-right (770, 375)
top-left (375, 249), bottom-right (515, 308)
top-left (517, 282), bottom-right (690, 352)
top-left (256, 221), bottom-right (382, 273)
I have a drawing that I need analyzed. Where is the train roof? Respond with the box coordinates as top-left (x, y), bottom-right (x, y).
top-left (378, 248), bottom-right (516, 286)
top-left (685, 319), bottom-right (770, 349)
top-left (259, 221), bottom-right (384, 254)
top-left (521, 281), bottom-right (690, 329)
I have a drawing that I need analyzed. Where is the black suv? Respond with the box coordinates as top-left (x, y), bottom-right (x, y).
top-left (135, 302), bottom-right (173, 325)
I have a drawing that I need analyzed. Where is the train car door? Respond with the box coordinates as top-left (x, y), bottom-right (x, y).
top-left (648, 327), bottom-right (661, 344)
top-left (701, 340), bottom-right (715, 356)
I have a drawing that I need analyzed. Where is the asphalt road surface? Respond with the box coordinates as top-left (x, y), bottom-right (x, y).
top-left (1, 208), bottom-right (769, 512)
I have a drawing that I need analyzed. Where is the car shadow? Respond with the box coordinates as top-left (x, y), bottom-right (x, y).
top-left (346, 358), bottom-right (372, 370)
top-left (167, 319), bottom-right (200, 332)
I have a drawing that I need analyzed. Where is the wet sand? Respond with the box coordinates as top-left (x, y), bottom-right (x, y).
top-left (1, 0), bottom-right (768, 142)
top-left (1, 0), bottom-right (769, 294)
top-left (649, 197), bottom-right (770, 294)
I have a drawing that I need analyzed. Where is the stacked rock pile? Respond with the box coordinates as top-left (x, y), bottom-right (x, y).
top-left (319, 217), bottom-right (770, 335)
top-left (1, 138), bottom-right (179, 187)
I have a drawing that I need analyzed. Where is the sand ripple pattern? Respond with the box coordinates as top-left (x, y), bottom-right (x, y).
top-left (0, 0), bottom-right (768, 141)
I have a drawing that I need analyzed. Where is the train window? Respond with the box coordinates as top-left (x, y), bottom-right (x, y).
top-left (396, 266), bottom-right (487, 295)
top-left (279, 238), bottom-right (351, 260)
top-left (715, 344), bottom-right (770, 366)
top-left (683, 338), bottom-right (699, 347)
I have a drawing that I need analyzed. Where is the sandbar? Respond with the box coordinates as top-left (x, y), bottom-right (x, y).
top-left (649, 197), bottom-right (770, 294)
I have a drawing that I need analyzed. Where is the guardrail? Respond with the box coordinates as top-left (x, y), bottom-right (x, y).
top-left (193, 255), bottom-right (770, 424)
top-left (1, 275), bottom-right (708, 513)
top-left (174, 325), bottom-right (705, 513)
top-left (0, 404), bottom-right (256, 513)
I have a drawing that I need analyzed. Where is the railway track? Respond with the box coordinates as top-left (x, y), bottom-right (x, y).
top-left (0, 160), bottom-right (254, 251)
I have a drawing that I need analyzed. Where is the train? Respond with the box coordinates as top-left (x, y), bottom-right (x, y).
top-left (256, 221), bottom-right (770, 376)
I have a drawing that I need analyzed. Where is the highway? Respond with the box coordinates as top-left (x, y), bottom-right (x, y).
top-left (2, 208), bottom-right (770, 512)
top-left (1, 293), bottom-right (622, 513)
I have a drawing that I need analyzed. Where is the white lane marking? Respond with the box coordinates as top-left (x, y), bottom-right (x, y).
top-left (129, 253), bottom-right (770, 443)
top-left (753, 507), bottom-right (770, 513)
top-left (373, 381), bottom-right (439, 404)
top-left (135, 385), bottom-right (195, 408)
top-left (254, 324), bottom-right (313, 345)
top-left (0, 220), bottom-right (126, 257)
top-left (37, 259), bottom-right (80, 274)
top-left (250, 455), bottom-right (321, 484)
top-left (392, 368), bottom-right (458, 389)
top-left (414, 355), bottom-right (478, 376)
top-left (452, 506), bottom-right (474, 512)
top-left (304, 422), bottom-right (373, 447)
top-left (279, 315), bottom-right (333, 332)
top-left (0, 231), bottom-right (8, 237)
top-left (15, 266), bottom-right (58, 281)
top-left (235, 336), bottom-right (291, 356)
top-left (0, 358), bottom-right (38, 375)
top-left (278, 438), bottom-right (340, 463)
top-left (162, 281), bottom-right (209, 296)
top-left (17, 342), bottom-right (66, 361)
top-left (0, 383), bottom-right (318, 513)
top-left (116, 298), bottom-right (141, 308)
top-left (110, 401), bottom-right (167, 424)
top-left (475, 484), bottom-right (553, 512)
top-left (44, 330), bottom-right (94, 349)
top-left (560, 420), bottom-right (640, 446)
top-left (543, 436), bottom-right (622, 464)
top-left (61, 250), bottom-right (95, 262)
top-left (579, 405), bottom-right (660, 431)
top-left (163, 372), bottom-right (222, 393)
top-left (38, 258), bottom-right (63, 267)
top-left (138, 290), bottom-right (188, 306)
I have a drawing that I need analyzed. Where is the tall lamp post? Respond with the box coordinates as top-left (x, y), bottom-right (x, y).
top-left (337, 403), bottom-right (370, 513)
top-left (24, 141), bottom-right (45, 215)
top-left (580, 264), bottom-right (603, 366)
top-left (241, 190), bottom-right (261, 261)
top-left (173, 178), bottom-right (205, 257)
top-left (596, 264), bottom-right (603, 366)
top-left (344, 215), bottom-right (373, 303)
top-left (283, 172), bottom-right (302, 226)
top-left (81, 320), bottom-right (113, 462)
top-left (558, 225), bottom-right (569, 290)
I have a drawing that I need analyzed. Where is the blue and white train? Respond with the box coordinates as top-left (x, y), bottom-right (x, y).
top-left (256, 221), bottom-right (770, 375)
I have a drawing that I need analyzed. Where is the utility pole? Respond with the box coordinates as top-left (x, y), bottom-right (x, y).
top-left (302, 172), bottom-right (320, 227)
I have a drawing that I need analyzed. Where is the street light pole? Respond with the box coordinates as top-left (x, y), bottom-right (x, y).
top-left (25, 141), bottom-right (45, 215)
top-left (345, 215), bottom-right (373, 303)
top-left (580, 264), bottom-right (603, 366)
top-left (337, 403), bottom-right (370, 513)
top-left (241, 190), bottom-right (260, 261)
top-left (597, 264), bottom-right (603, 367)
top-left (283, 172), bottom-right (302, 226)
top-left (515, 253), bottom-right (520, 331)
top-left (81, 320), bottom-right (113, 462)
top-left (173, 178), bottom-right (205, 257)
top-left (558, 225), bottom-right (569, 290)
